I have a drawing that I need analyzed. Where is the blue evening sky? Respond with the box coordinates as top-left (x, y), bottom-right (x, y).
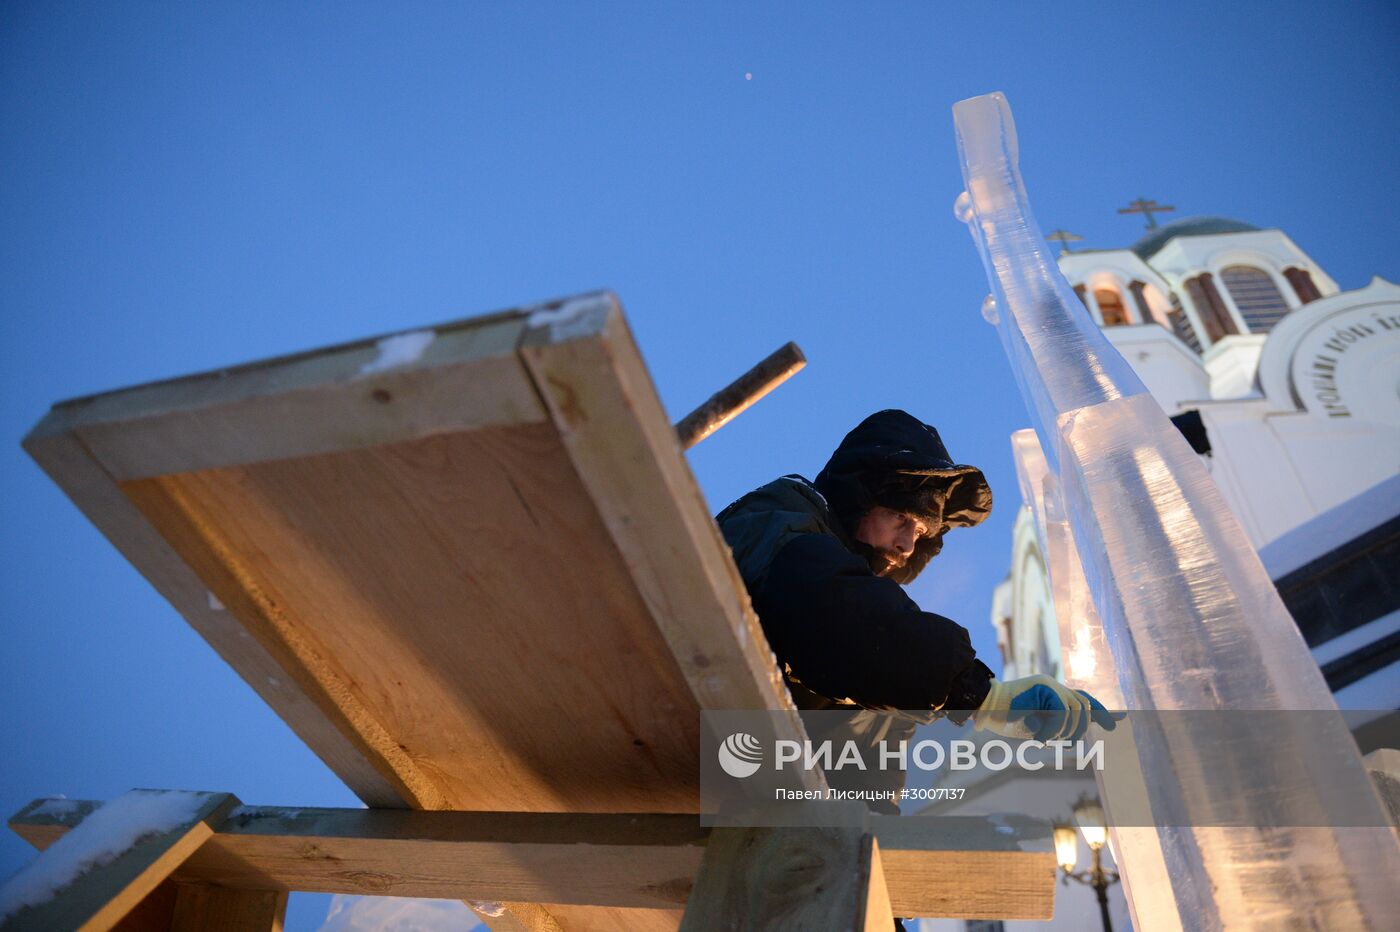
top-left (3, 3), bottom-right (1397, 927)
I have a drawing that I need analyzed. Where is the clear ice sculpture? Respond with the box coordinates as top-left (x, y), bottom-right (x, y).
top-left (952, 91), bottom-right (1400, 930)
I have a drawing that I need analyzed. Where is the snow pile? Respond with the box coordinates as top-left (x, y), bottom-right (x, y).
top-left (0, 790), bottom-right (210, 922)
top-left (526, 293), bottom-right (613, 341)
top-left (359, 330), bottom-right (436, 375)
top-left (22, 797), bottom-right (76, 820)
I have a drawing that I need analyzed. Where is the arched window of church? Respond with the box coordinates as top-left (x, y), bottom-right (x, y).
top-left (1168, 292), bottom-right (1202, 353)
top-left (1284, 266), bottom-right (1322, 304)
top-left (1221, 265), bottom-right (1290, 333)
top-left (1094, 287), bottom-right (1130, 326)
top-left (1128, 280), bottom-right (1154, 323)
top-left (1183, 272), bottom-right (1239, 344)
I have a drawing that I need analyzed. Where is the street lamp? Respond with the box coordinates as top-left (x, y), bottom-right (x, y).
top-left (1055, 793), bottom-right (1121, 932)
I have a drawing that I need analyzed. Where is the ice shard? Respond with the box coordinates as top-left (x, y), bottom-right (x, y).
top-left (953, 92), bottom-right (1400, 929)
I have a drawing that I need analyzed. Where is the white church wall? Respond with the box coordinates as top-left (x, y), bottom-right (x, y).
top-left (991, 573), bottom-right (1015, 679)
top-left (1188, 401), bottom-right (1309, 547)
top-left (1203, 334), bottom-right (1267, 399)
top-left (1266, 414), bottom-right (1400, 520)
top-left (1104, 325), bottom-right (1209, 412)
top-left (1259, 474), bottom-right (1400, 578)
top-left (1010, 506), bottom-right (1059, 680)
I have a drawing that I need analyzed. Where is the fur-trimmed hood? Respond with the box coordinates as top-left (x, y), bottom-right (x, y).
top-left (813, 410), bottom-right (992, 584)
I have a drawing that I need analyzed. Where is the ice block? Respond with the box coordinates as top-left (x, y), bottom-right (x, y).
top-left (952, 91), bottom-right (1400, 929)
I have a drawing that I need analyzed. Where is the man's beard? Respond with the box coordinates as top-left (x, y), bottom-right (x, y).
top-left (854, 541), bottom-right (906, 577)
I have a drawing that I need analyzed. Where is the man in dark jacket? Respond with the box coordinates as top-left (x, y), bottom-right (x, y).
top-left (715, 410), bottom-right (1113, 807)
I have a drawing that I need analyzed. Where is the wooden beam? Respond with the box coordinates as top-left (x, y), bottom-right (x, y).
top-left (518, 297), bottom-right (816, 741)
top-left (0, 791), bottom-right (238, 932)
top-left (11, 800), bottom-right (1056, 920)
top-left (678, 818), bottom-right (894, 931)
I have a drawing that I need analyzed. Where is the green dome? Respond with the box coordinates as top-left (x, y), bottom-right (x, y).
top-left (1131, 216), bottom-right (1261, 259)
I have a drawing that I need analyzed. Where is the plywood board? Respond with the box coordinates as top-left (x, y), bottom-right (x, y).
top-left (24, 292), bottom-right (814, 818)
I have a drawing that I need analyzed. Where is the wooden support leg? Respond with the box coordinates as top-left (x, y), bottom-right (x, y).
top-left (170, 885), bottom-right (288, 932)
top-left (110, 881), bottom-right (177, 932)
top-left (66, 879), bottom-right (287, 932)
top-left (679, 821), bottom-right (894, 932)
top-left (0, 790), bottom-right (238, 932)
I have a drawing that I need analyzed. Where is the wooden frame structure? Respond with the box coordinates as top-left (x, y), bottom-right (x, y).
top-left (10, 798), bottom-right (1053, 929)
top-left (13, 291), bottom-right (1055, 930)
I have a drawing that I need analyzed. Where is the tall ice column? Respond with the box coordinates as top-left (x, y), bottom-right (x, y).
top-left (952, 91), bottom-right (1399, 929)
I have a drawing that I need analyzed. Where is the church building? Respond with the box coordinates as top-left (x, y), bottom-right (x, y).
top-left (993, 213), bottom-right (1400, 726)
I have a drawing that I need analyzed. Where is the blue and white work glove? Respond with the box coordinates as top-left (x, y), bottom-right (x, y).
top-left (974, 675), bottom-right (1118, 742)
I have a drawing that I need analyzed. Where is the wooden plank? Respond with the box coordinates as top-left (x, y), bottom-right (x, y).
top-left (518, 296), bottom-right (817, 757)
top-left (11, 801), bottom-right (560, 932)
top-left (872, 816), bottom-right (1055, 921)
top-left (19, 431), bottom-right (406, 810)
top-left (121, 422), bottom-right (703, 813)
top-left (0, 791), bottom-right (237, 932)
top-left (11, 801), bottom-right (1056, 921)
top-left (24, 291), bottom-right (779, 815)
top-left (117, 473), bottom-right (447, 812)
top-left (30, 311), bottom-right (544, 481)
top-left (106, 805), bottom-right (705, 910)
top-left (20, 305), bottom-right (554, 808)
top-left (169, 884), bottom-right (286, 932)
top-left (678, 816), bottom-right (893, 931)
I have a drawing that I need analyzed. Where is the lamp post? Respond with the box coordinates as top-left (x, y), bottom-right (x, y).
top-left (1054, 793), bottom-right (1120, 932)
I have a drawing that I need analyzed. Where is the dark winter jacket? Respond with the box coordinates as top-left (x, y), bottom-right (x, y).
top-left (718, 476), bottom-right (995, 721)
top-left (718, 413), bottom-right (992, 932)
top-left (715, 410), bottom-right (995, 720)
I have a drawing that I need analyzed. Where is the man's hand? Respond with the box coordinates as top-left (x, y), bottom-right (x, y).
top-left (974, 675), bottom-right (1119, 742)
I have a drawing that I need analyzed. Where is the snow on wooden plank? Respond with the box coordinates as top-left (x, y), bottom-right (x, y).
top-left (0, 790), bottom-right (237, 932)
